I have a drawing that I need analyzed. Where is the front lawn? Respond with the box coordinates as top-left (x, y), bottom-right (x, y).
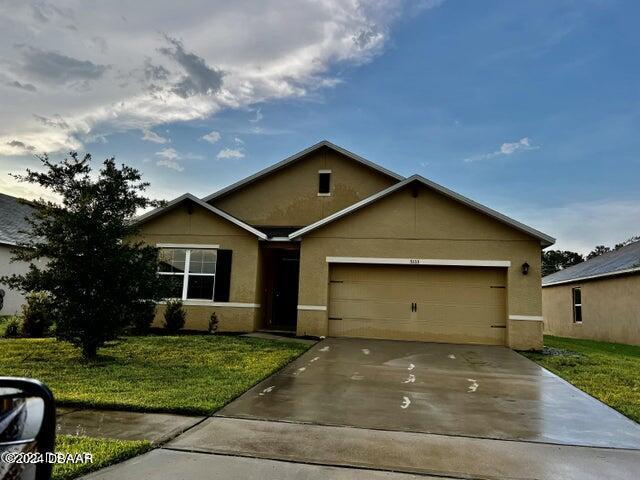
top-left (0, 335), bottom-right (308, 415)
top-left (53, 435), bottom-right (151, 480)
top-left (522, 335), bottom-right (640, 423)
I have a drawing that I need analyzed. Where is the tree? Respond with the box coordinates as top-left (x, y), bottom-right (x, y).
top-left (541, 250), bottom-right (584, 276)
top-left (586, 245), bottom-right (611, 260)
top-left (614, 235), bottom-right (640, 250)
top-left (1, 153), bottom-right (167, 359)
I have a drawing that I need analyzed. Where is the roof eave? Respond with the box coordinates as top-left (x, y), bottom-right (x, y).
top-left (542, 266), bottom-right (640, 287)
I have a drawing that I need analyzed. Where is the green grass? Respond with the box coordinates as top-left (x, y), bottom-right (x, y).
top-left (0, 335), bottom-right (308, 414)
top-left (522, 335), bottom-right (640, 423)
top-left (53, 435), bottom-right (151, 480)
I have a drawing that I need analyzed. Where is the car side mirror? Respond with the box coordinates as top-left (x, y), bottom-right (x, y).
top-left (0, 377), bottom-right (56, 480)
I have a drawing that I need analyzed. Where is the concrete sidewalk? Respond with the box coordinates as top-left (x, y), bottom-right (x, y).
top-left (57, 408), bottom-right (203, 444)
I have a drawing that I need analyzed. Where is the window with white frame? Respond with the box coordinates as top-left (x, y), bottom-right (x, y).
top-left (158, 247), bottom-right (217, 300)
top-left (572, 287), bottom-right (582, 323)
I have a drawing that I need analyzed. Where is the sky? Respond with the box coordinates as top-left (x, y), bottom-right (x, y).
top-left (0, 0), bottom-right (639, 254)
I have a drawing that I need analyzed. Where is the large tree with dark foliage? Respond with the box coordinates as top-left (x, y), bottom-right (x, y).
top-left (541, 250), bottom-right (584, 276)
top-left (2, 153), bottom-right (166, 359)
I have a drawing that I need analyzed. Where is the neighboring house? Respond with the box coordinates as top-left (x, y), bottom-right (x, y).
top-left (136, 141), bottom-right (554, 350)
top-left (542, 240), bottom-right (640, 345)
top-left (0, 193), bottom-right (36, 315)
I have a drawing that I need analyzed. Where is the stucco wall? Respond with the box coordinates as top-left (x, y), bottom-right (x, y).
top-left (296, 184), bottom-right (543, 349)
top-left (211, 146), bottom-right (398, 227)
top-left (543, 274), bottom-right (640, 345)
top-left (137, 202), bottom-right (261, 331)
top-left (0, 244), bottom-right (30, 315)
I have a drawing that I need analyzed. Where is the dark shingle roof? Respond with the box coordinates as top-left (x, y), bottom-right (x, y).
top-left (542, 240), bottom-right (640, 286)
top-left (0, 193), bottom-right (36, 246)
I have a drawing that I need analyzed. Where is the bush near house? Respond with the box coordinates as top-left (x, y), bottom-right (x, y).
top-left (163, 299), bottom-right (186, 333)
top-left (21, 291), bottom-right (54, 337)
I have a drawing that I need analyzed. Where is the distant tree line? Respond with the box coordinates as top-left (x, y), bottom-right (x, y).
top-left (541, 235), bottom-right (640, 277)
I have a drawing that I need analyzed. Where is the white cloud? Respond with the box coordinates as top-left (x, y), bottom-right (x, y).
top-left (202, 130), bottom-right (221, 144)
top-left (0, 0), bottom-right (436, 155)
top-left (249, 107), bottom-right (263, 123)
top-left (156, 158), bottom-right (184, 171)
top-left (464, 137), bottom-right (539, 163)
top-left (234, 137), bottom-right (244, 145)
top-left (217, 148), bottom-right (244, 160)
top-left (155, 147), bottom-right (180, 161)
top-left (141, 129), bottom-right (169, 144)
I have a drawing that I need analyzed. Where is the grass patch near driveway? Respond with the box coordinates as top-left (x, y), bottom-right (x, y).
top-left (522, 335), bottom-right (640, 423)
top-left (53, 435), bottom-right (151, 480)
top-left (0, 335), bottom-right (309, 415)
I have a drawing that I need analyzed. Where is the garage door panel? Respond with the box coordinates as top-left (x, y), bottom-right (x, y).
top-left (330, 299), bottom-right (410, 322)
top-left (328, 264), bottom-right (507, 345)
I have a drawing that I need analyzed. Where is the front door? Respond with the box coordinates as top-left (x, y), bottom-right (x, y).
top-left (262, 246), bottom-right (300, 332)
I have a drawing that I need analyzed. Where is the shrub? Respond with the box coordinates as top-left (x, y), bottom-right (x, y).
top-left (127, 301), bottom-right (156, 335)
top-left (208, 312), bottom-right (219, 334)
top-left (164, 300), bottom-right (185, 333)
top-left (21, 292), bottom-right (54, 337)
top-left (4, 317), bottom-right (23, 338)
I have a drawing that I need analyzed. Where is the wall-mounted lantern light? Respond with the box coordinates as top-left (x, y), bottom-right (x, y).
top-left (521, 262), bottom-right (530, 275)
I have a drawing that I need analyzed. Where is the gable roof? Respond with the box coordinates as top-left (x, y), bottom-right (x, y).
top-left (134, 193), bottom-right (268, 240)
top-left (201, 140), bottom-right (404, 203)
top-left (542, 240), bottom-right (640, 286)
top-left (0, 193), bottom-right (36, 246)
top-left (288, 175), bottom-right (555, 247)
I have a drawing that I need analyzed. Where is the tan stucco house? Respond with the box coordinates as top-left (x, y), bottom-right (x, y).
top-left (136, 141), bottom-right (554, 350)
top-left (542, 240), bottom-right (640, 345)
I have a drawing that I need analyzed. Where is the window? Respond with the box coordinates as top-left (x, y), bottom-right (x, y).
top-left (318, 170), bottom-right (331, 195)
top-left (572, 287), bottom-right (582, 323)
top-left (158, 248), bottom-right (217, 300)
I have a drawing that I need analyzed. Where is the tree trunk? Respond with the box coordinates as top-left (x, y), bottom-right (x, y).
top-left (82, 341), bottom-right (98, 360)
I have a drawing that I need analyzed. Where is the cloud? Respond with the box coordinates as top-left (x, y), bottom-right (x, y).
top-left (6, 140), bottom-right (35, 152)
top-left (155, 147), bottom-right (180, 161)
top-left (156, 158), bottom-right (184, 171)
top-left (217, 148), bottom-right (245, 160)
top-left (464, 137), bottom-right (539, 163)
top-left (158, 35), bottom-right (224, 98)
top-left (33, 114), bottom-right (69, 129)
top-left (249, 108), bottom-right (263, 123)
top-left (8, 80), bottom-right (37, 92)
top-left (141, 129), bottom-right (169, 144)
top-left (0, 0), bottom-right (443, 155)
top-left (155, 147), bottom-right (184, 171)
top-left (17, 46), bottom-right (108, 86)
top-left (202, 130), bottom-right (221, 144)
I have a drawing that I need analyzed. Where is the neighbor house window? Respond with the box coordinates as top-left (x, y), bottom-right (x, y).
top-left (572, 287), bottom-right (582, 323)
top-left (318, 170), bottom-right (331, 195)
top-left (158, 248), bottom-right (217, 300)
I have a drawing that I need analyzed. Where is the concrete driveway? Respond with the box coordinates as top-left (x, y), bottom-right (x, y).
top-left (86, 338), bottom-right (640, 479)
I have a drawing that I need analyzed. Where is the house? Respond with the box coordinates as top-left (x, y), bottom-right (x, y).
top-left (542, 240), bottom-right (640, 345)
top-left (0, 193), bottom-right (36, 315)
top-left (136, 141), bottom-right (554, 350)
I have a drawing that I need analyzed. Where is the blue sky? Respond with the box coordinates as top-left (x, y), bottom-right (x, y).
top-left (1, 0), bottom-right (639, 253)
